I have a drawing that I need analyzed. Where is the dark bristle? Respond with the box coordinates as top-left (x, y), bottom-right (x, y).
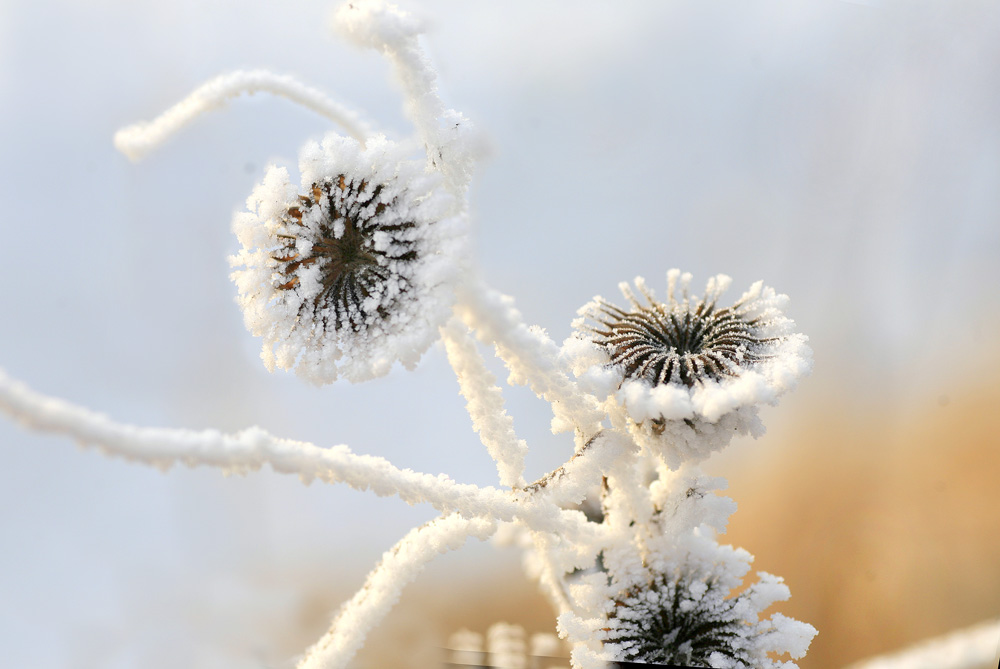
top-left (605, 571), bottom-right (756, 666)
top-left (591, 292), bottom-right (767, 388)
top-left (274, 176), bottom-right (418, 334)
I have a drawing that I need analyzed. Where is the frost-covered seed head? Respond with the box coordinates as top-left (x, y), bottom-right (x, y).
top-left (585, 274), bottom-right (769, 389)
top-left (273, 176), bottom-right (416, 332)
top-left (568, 270), bottom-right (812, 467)
top-left (231, 134), bottom-right (466, 384)
top-left (605, 569), bottom-right (758, 667)
top-left (594, 472), bottom-right (817, 667)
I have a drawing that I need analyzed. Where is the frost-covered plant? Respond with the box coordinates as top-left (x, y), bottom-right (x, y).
top-left (0, 2), bottom-right (819, 668)
top-left (598, 474), bottom-right (813, 668)
top-left (231, 134), bottom-right (467, 383)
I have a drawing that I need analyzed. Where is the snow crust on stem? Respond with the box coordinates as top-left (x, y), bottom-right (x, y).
top-left (442, 317), bottom-right (528, 488)
top-left (518, 430), bottom-right (632, 510)
top-left (333, 0), bottom-right (479, 197)
top-left (0, 368), bottom-right (585, 536)
top-left (456, 279), bottom-right (605, 440)
top-left (297, 513), bottom-right (496, 669)
top-left (113, 69), bottom-right (372, 161)
top-left (526, 529), bottom-right (576, 618)
top-left (601, 445), bottom-right (658, 559)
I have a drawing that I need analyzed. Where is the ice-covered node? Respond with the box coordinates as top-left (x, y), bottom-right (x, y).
top-left (231, 133), bottom-right (467, 384)
top-left (568, 269), bottom-right (811, 467)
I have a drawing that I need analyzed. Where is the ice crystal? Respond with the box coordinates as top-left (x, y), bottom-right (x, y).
top-left (231, 134), bottom-right (467, 384)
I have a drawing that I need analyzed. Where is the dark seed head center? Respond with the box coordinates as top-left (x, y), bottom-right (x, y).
top-left (314, 216), bottom-right (380, 291)
top-left (272, 176), bottom-right (417, 332)
top-left (592, 298), bottom-right (765, 388)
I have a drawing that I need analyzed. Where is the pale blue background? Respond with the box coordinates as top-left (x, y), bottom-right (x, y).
top-left (0, 1), bottom-right (998, 667)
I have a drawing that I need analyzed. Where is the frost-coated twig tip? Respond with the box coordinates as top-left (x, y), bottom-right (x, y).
top-left (442, 317), bottom-right (528, 488)
top-left (113, 69), bottom-right (373, 162)
top-left (332, 0), bottom-right (426, 50)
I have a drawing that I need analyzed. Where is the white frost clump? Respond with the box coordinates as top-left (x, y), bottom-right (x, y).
top-left (230, 134), bottom-right (468, 384)
top-left (333, 0), bottom-right (425, 51)
top-left (559, 468), bottom-right (816, 669)
top-left (567, 269), bottom-right (812, 468)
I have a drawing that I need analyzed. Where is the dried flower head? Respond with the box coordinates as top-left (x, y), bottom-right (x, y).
top-left (231, 134), bottom-right (467, 384)
top-left (604, 561), bottom-right (814, 668)
top-left (567, 270), bottom-right (811, 467)
top-left (271, 175), bottom-right (414, 332)
top-left (547, 466), bottom-right (815, 669)
top-left (589, 274), bottom-right (768, 389)
top-left (596, 472), bottom-right (816, 669)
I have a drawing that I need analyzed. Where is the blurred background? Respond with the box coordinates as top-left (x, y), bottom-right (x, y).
top-left (0, 0), bottom-right (998, 667)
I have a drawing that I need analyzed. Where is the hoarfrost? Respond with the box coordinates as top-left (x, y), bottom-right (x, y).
top-left (0, 2), bottom-right (829, 668)
top-left (230, 134), bottom-right (469, 384)
top-left (569, 270), bottom-right (812, 468)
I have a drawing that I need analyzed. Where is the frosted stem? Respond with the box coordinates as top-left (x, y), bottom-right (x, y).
top-left (601, 449), bottom-right (655, 559)
top-left (0, 368), bottom-right (588, 536)
top-left (528, 530), bottom-right (575, 617)
top-left (519, 430), bottom-right (632, 509)
top-left (381, 40), bottom-right (444, 157)
top-left (113, 70), bottom-right (373, 161)
top-left (297, 513), bottom-right (496, 669)
top-left (517, 434), bottom-right (630, 624)
top-left (456, 278), bottom-right (605, 440)
top-left (441, 317), bottom-right (528, 488)
top-left (332, 1), bottom-right (475, 195)
top-left (843, 617), bottom-right (1000, 669)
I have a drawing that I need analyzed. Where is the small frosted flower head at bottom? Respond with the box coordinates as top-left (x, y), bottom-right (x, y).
top-left (230, 134), bottom-right (467, 384)
top-left (604, 557), bottom-right (816, 668)
top-left (566, 270), bottom-right (811, 467)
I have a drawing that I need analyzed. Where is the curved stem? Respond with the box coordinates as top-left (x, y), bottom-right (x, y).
top-left (332, 2), bottom-right (476, 197)
top-left (455, 278), bottom-right (606, 442)
top-left (297, 513), bottom-right (496, 669)
top-left (0, 368), bottom-right (590, 536)
top-left (601, 446), bottom-right (655, 560)
top-left (114, 70), bottom-right (373, 161)
top-left (518, 430), bottom-right (625, 505)
top-left (441, 316), bottom-right (527, 488)
top-left (517, 433), bottom-right (632, 624)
